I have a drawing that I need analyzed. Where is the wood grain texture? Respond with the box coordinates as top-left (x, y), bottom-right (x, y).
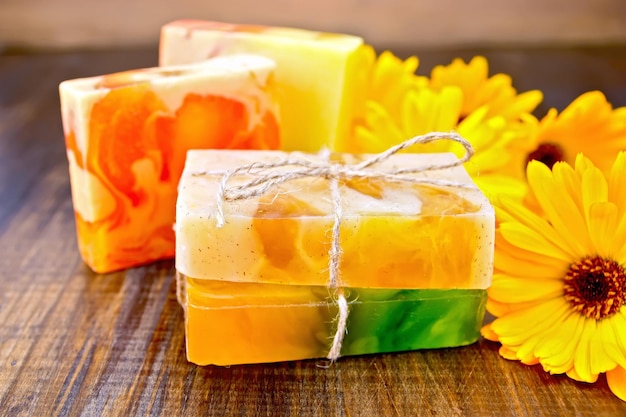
top-left (1, 46), bottom-right (626, 416)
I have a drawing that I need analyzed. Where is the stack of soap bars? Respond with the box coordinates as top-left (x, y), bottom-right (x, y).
top-left (59, 19), bottom-right (496, 366)
top-left (175, 149), bottom-right (494, 366)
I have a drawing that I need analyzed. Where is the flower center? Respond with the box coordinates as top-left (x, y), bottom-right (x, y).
top-left (526, 142), bottom-right (565, 168)
top-left (563, 256), bottom-right (626, 320)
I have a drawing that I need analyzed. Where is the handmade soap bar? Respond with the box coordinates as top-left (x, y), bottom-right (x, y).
top-left (59, 55), bottom-right (280, 273)
top-left (175, 149), bottom-right (495, 289)
top-left (180, 274), bottom-right (487, 365)
top-left (159, 20), bottom-right (366, 151)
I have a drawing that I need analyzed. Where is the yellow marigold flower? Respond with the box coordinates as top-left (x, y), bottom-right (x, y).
top-left (349, 84), bottom-right (533, 200)
top-left (525, 91), bottom-right (626, 173)
top-left (429, 56), bottom-right (543, 122)
top-left (351, 46), bottom-right (426, 126)
top-left (482, 152), bottom-right (626, 401)
top-left (342, 53), bottom-right (541, 200)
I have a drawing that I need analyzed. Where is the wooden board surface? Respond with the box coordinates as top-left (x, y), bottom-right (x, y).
top-left (1, 46), bottom-right (626, 416)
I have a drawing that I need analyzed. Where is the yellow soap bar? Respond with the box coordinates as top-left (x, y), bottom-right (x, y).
top-left (175, 149), bottom-right (495, 289)
top-left (159, 20), bottom-right (366, 152)
top-left (59, 55), bottom-right (280, 273)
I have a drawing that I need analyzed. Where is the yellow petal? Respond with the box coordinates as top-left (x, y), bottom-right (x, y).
top-left (480, 322), bottom-right (500, 341)
top-left (609, 152), bottom-right (626, 213)
top-left (527, 160), bottom-right (591, 257)
top-left (589, 323), bottom-right (619, 375)
top-left (489, 274), bottom-right (563, 303)
top-left (496, 193), bottom-right (581, 256)
top-left (490, 298), bottom-right (564, 345)
top-left (566, 367), bottom-right (598, 383)
top-left (607, 366), bottom-right (626, 402)
top-left (499, 223), bottom-right (572, 262)
top-left (499, 345), bottom-right (519, 361)
top-left (485, 297), bottom-right (514, 317)
top-left (581, 163), bottom-right (609, 217)
top-left (503, 89), bottom-right (543, 119)
top-left (494, 243), bottom-right (565, 279)
top-left (552, 161), bottom-right (584, 217)
top-left (573, 319), bottom-right (600, 382)
top-left (511, 299), bottom-right (570, 366)
top-left (587, 202), bottom-right (618, 257)
top-left (614, 213), bottom-right (626, 264)
top-left (610, 311), bottom-right (626, 356)
top-left (536, 308), bottom-right (585, 374)
top-left (597, 318), bottom-right (626, 371)
top-left (495, 230), bottom-right (569, 274)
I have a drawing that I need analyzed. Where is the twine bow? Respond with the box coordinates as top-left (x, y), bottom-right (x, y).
top-left (193, 131), bottom-right (475, 362)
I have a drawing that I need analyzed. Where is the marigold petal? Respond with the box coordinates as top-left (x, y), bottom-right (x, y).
top-left (551, 161), bottom-right (585, 221)
top-left (357, 101), bottom-right (405, 151)
top-left (587, 202), bottom-right (618, 257)
top-left (490, 298), bottom-right (565, 345)
top-left (480, 322), bottom-right (500, 341)
top-left (596, 318), bottom-right (626, 371)
top-left (609, 152), bottom-right (626, 213)
top-left (527, 161), bottom-right (591, 257)
top-left (573, 319), bottom-right (601, 383)
top-left (504, 89), bottom-right (543, 118)
top-left (566, 367), bottom-right (598, 383)
top-left (489, 273), bottom-right (563, 303)
top-left (495, 229), bottom-right (568, 274)
top-left (574, 153), bottom-right (597, 173)
top-left (607, 366), bottom-right (626, 402)
top-left (615, 215), bottom-right (626, 264)
top-left (402, 86), bottom-right (462, 135)
top-left (485, 297), bottom-right (514, 317)
top-left (611, 311), bottom-right (626, 355)
top-left (496, 193), bottom-right (581, 256)
top-left (537, 312), bottom-right (584, 375)
top-left (499, 345), bottom-right (519, 361)
top-left (581, 162), bottom-right (608, 212)
top-left (508, 298), bottom-right (569, 369)
top-left (589, 329), bottom-right (619, 376)
top-left (494, 242), bottom-right (565, 279)
top-left (499, 222), bottom-right (572, 262)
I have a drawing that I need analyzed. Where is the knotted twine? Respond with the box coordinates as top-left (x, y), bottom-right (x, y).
top-left (194, 131), bottom-right (475, 362)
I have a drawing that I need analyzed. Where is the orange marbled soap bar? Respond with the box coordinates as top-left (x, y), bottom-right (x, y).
top-left (59, 55), bottom-right (280, 273)
top-left (176, 150), bottom-right (495, 289)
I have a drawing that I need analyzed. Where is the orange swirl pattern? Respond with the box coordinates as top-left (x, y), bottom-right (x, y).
top-left (63, 74), bottom-right (280, 273)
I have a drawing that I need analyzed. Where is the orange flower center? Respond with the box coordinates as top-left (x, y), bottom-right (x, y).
top-left (526, 142), bottom-right (565, 168)
top-left (563, 256), bottom-right (626, 320)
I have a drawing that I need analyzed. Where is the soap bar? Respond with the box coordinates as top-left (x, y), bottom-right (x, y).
top-left (159, 20), bottom-right (366, 152)
top-left (175, 149), bottom-right (495, 289)
top-left (180, 274), bottom-right (487, 366)
top-left (59, 55), bottom-right (280, 273)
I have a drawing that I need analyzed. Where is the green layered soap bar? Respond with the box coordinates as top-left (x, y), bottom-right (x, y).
top-left (181, 275), bottom-right (487, 366)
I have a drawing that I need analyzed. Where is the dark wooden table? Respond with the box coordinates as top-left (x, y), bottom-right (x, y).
top-left (1, 45), bottom-right (626, 416)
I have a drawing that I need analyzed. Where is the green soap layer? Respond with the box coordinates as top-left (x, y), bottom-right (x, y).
top-left (339, 289), bottom-right (487, 355)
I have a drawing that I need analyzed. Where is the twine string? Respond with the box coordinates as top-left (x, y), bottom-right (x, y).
top-left (325, 164), bottom-right (347, 361)
top-left (194, 131), bottom-right (474, 361)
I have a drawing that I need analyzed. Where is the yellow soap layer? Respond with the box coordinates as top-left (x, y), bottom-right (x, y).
top-left (176, 150), bottom-right (495, 289)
